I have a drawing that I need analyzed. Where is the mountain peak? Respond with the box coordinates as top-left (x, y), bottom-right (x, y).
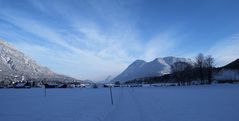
top-left (132, 59), bottom-right (146, 64)
top-left (128, 59), bottom-right (146, 68)
top-left (111, 56), bottom-right (188, 83)
top-left (152, 57), bottom-right (165, 64)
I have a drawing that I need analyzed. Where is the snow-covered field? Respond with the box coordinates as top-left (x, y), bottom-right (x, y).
top-left (0, 84), bottom-right (239, 121)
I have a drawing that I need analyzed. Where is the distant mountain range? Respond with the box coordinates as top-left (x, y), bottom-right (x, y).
top-left (112, 56), bottom-right (239, 83)
top-left (0, 40), bottom-right (77, 82)
top-left (111, 57), bottom-right (190, 83)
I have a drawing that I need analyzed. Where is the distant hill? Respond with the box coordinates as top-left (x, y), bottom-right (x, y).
top-left (214, 59), bottom-right (239, 81)
top-left (221, 59), bottom-right (239, 70)
top-left (0, 39), bottom-right (78, 82)
top-left (111, 56), bottom-right (190, 83)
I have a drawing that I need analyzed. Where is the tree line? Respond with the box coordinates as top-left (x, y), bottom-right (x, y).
top-left (171, 53), bottom-right (214, 85)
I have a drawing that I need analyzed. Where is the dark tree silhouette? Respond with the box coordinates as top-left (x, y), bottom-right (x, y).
top-left (204, 55), bottom-right (215, 84)
top-left (195, 53), bottom-right (206, 84)
top-left (115, 81), bottom-right (120, 85)
top-left (171, 61), bottom-right (193, 85)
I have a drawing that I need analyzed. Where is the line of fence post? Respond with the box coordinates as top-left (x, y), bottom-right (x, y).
top-left (109, 86), bottom-right (113, 105)
top-left (44, 86), bottom-right (46, 97)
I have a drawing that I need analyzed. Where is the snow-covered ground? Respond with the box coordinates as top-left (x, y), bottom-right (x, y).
top-left (0, 84), bottom-right (239, 121)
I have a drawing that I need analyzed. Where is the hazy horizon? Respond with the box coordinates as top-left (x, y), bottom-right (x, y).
top-left (0, 0), bottom-right (239, 81)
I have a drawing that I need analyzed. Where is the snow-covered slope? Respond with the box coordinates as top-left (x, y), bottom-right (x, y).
top-left (99, 75), bottom-right (115, 83)
top-left (111, 57), bottom-right (189, 83)
top-left (0, 40), bottom-right (76, 81)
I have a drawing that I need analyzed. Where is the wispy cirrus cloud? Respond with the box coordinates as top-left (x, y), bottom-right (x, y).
top-left (0, 0), bottom-right (145, 81)
top-left (141, 30), bottom-right (185, 61)
top-left (1, 0), bottom-right (237, 81)
top-left (207, 34), bottom-right (239, 66)
top-left (0, 14), bottom-right (130, 80)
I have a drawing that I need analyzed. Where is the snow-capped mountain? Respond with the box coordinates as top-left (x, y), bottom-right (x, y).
top-left (111, 56), bottom-right (189, 83)
top-left (0, 40), bottom-right (76, 81)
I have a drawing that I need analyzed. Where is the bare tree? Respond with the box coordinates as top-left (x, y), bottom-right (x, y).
top-left (171, 61), bottom-right (193, 86)
top-left (195, 53), bottom-right (215, 84)
top-left (195, 53), bottom-right (205, 84)
top-left (205, 55), bottom-right (215, 84)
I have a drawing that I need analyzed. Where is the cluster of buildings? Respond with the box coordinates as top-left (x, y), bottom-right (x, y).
top-left (0, 80), bottom-right (91, 89)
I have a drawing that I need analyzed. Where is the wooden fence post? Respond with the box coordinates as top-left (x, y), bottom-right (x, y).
top-left (109, 86), bottom-right (113, 105)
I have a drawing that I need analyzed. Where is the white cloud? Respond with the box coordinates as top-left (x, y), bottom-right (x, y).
top-left (0, 0), bottom-right (184, 81)
top-left (207, 34), bottom-right (239, 66)
top-left (0, 12), bottom-right (183, 80)
top-left (0, 10), bottom-right (133, 81)
top-left (141, 31), bottom-right (182, 61)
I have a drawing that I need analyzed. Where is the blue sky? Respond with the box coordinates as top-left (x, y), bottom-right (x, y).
top-left (0, 0), bottom-right (239, 81)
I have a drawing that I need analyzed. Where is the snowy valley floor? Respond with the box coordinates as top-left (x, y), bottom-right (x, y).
top-left (0, 84), bottom-right (239, 121)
